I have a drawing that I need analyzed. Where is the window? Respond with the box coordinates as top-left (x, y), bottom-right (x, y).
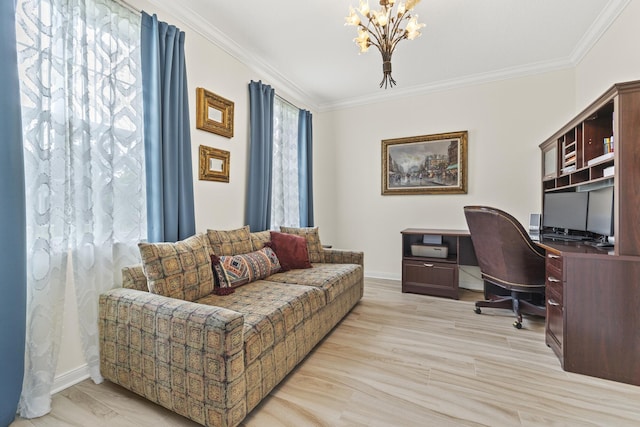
top-left (16, 0), bottom-right (146, 415)
top-left (271, 96), bottom-right (300, 229)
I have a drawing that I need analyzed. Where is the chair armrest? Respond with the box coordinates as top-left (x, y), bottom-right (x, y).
top-left (322, 248), bottom-right (364, 267)
top-left (99, 288), bottom-right (246, 424)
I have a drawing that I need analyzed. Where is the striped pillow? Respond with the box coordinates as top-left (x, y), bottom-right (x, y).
top-left (213, 247), bottom-right (281, 290)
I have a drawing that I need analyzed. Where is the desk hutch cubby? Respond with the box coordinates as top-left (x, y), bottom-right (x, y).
top-left (538, 80), bottom-right (640, 386)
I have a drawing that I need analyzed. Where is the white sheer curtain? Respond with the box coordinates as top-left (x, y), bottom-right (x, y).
top-left (271, 96), bottom-right (300, 229)
top-left (16, 0), bottom-right (145, 418)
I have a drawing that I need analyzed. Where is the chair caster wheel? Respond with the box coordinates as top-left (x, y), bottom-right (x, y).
top-left (513, 320), bottom-right (522, 329)
top-left (474, 307), bottom-right (481, 314)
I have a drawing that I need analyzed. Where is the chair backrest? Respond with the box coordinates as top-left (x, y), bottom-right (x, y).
top-left (464, 206), bottom-right (545, 290)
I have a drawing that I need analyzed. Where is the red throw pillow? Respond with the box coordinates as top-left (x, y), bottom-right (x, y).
top-left (266, 231), bottom-right (312, 272)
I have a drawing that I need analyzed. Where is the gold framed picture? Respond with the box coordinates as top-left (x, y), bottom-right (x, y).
top-left (199, 145), bottom-right (230, 182)
top-left (196, 87), bottom-right (234, 138)
top-left (382, 131), bottom-right (468, 195)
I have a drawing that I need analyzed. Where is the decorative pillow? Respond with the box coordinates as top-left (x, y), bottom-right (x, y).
top-left (250, 230), bottom-right (271, 251)
top-left (210, 255), bottom-right (234, 295)
top-left (212, 247), bottom-right (281, 290)
top-left (138, 233), bottom-right (214, 302)
top-left (207, 225), bottom-right (252, 256)
top-left (266, 231), bottom-right (312, 272)
top-left (280, 226), bottom-right (324, 263)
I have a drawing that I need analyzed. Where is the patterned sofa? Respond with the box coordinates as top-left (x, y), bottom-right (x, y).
top-left (98, 227), bottom-right (363, 427)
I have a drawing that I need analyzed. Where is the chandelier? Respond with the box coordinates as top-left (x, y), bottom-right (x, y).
top-left (345, 0), bottom-right (425, 89)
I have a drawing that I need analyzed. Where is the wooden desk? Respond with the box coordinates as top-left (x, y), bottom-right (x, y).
top-left (400, 229), bottom-right (477, 299)
top-left (401, 229), bottom-right (640, 385)
top-left (537, 239), bottom-right (640, 386)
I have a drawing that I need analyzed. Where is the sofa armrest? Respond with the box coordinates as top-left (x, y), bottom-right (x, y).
top-left (322, 248), bottom-right (364, 267)
top-left (99, 288), bottom-right (247, 426)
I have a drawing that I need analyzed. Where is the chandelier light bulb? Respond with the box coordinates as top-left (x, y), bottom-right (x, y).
top-left (345, 7), bottom-right (361, 26)
top-left (405, 15), bottom-right (425, 39)
top-left (359, 0), bottom-right (370, 17)
top-left (345, 0), bottom-right (424, 88)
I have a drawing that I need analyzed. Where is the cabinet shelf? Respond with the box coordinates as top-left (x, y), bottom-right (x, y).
top-left (404, 255), bottom-right (457, 264)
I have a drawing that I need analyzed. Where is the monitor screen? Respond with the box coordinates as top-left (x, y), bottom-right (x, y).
top-left (543, 192), bottom-right (588, 232)
top-left (587, 186), bottom-right (614, 237)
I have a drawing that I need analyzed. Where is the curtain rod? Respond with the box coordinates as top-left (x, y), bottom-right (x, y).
top-left (276, 94), bottom-right (307, 112)
top-left (276, 94), bottom-right (298, 110)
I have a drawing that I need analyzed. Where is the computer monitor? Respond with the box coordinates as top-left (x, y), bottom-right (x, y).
top-left (542, 192), bottom-right (589, 232)
top-left (587, 186), bottom-right (614, 237)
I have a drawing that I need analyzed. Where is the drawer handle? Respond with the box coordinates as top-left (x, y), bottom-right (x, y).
top-left (548, 299), bottom-right (560, 307)
top-left (547, 254), bottom-right (560, 259)
top-left (423, 263), bottom-right (434, 268)
top-left (547, 276), bottom-right (560, 283)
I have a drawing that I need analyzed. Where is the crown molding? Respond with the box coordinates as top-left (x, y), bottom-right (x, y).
top-left (318, 57), bottom-right (575, 112)
top-left (569, 0), bottom-right (631, 65)
top-left (146, 0), bottom-right (320, 111)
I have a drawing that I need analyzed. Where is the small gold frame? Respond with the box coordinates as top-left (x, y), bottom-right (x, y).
top-left (196, 88), bottom-right (234, 138)
top-left (382, 131), bottom-right (468, 195)
top-left (199, 145), bottom-right (230, 182)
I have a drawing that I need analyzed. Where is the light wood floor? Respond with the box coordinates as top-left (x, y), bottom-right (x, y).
top-left (12, 278), bottom-right (640, 427)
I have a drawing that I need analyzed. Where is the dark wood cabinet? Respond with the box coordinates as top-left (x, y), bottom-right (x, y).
top-left (400, 229), bottom-right (477, 300)
top-left (539, 242), bottom-right (640, 386)
top-left (402, 259), bottom-right (458, 298)
top-left (544, 249), bottom-right (564, 362)
top-left (539, 81), bottom-right (640, 386)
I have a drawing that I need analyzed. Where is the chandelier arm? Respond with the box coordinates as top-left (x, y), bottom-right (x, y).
top-left (361, 23), bottom-right (384, 51)
top-left (388, 12), bottom-right (407, 42)
top-left (390, 30), bottom-right (407, 52)
top-left (365, 19), bottom-right (386, 47)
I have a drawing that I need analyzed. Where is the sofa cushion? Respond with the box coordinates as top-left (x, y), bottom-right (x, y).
top-left (266, 231), bottom-right (312, 272)
top-left (138, 233), bottom-right (214, 301)
top-left (207, 225), bottom-right (252, 256)
top-left (195, 281), bottom-right (326, 366)
top-left (250, 230), bottom-right (271, 251)
top-left (266, 263), bottom-right (363, 304)
top-left (279, 226), bottom-right (324, 263)
top-left (215, 247), bottom-right (281, 289)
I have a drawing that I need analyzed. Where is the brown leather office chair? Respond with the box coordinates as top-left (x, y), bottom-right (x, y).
top-left (464, 206), bottom-right (546, 329)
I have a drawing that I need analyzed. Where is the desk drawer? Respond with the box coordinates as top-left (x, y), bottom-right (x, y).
top-left (545, 252), bottom-right (563, 272)
top-left (546, 274), bottom-right (563, 304)
top-left (403, 260), bottom-right (456, 287)
top-left (402, 259), bottom-right (458, 299)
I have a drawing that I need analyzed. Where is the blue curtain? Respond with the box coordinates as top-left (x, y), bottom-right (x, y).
top-left (298, 109), bottom-right (314, 227)
top-left (0, 0), bottom-right (26, 424)
top-left (246, 81), bottom-right (275, 232)
top-left (141, 12), bottom-right (195, 243)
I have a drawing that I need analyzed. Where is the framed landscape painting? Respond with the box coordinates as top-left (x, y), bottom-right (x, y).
top-left (382, 131), bottom-right (468, 195)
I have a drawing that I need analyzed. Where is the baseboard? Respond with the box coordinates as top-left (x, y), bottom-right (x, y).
top-left (365, 267), bottom-right (484, 291)
top-left (364, 271), bottom-right (401, 281)
top-left (51, 364), bottom-right (90, 395)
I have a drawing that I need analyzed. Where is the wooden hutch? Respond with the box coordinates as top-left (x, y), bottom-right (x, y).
top-left (538, 80), bottom-right (640, 386)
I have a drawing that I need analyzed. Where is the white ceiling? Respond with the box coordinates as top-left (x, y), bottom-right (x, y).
top-left (149, 0), bottom-right (629, 111)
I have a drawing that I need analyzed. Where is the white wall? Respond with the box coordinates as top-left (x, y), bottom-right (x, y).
top-left (315, 71), bottom-right (576, 279)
